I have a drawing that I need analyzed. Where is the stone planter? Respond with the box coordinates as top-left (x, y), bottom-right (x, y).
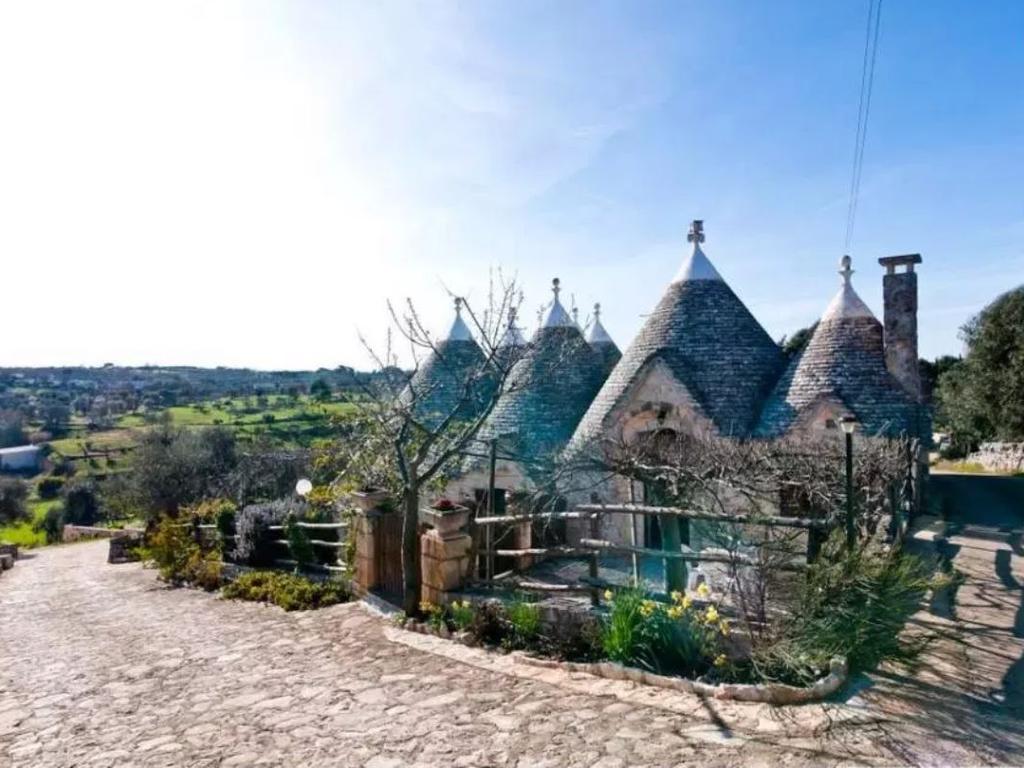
top-left (350, 489), bottom-right (391, 514)
top-left (0, 543), bottom-right (18, 561)
top-left (420, 505), bottom-right (470, 537)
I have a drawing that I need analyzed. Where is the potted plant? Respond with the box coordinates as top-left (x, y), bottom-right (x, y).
top-left (420, 497), bottom-right (470, 536)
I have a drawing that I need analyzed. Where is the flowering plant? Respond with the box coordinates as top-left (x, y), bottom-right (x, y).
top-left (601, 588), bottom-right (730, 676)
top-left (431, 498), bottom-right (457, 511)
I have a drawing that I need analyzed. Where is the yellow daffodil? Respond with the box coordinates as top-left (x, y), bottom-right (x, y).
top-left (681, 595), bottom-right (693, 610)
top-left (670, 590), bottom-right (683, 604)
top-left (714, 654), bottom-right (728, 668)
top-left (704, 605), bottom-right (719, 624)
top-left (603, 589), bottom-right (614, 602)
top-left (697, 582), bottom-right (710, 598)
top-left (719, 619), bottom-right (730, 636)
top-left (639, 599), bottom-right (657, 617)
top-left (667, 605), bottom-right (683, 620)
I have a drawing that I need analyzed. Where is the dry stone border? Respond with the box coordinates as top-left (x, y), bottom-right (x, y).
top-left (396, 614), bottom-right (848, 705)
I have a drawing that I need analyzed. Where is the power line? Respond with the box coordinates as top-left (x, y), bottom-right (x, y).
top-left (844, 0), bottom-right (883, 253)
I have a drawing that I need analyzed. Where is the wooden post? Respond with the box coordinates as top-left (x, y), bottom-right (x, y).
top-left (661, 513), bottom-right (686, 594)
top-left (486, 438), bottom-right (497, 584)
top-left (845, 429), bottom-right (856, 550)
top-left (588, 512), bottom-right (600, 607)
top-left (628, 481), bottom-right (639, 586)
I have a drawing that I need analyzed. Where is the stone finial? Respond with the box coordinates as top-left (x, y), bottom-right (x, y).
top-left (446, 295), bottom-right (473, 341)
top-left (552, 277), bottom-right (561, 299)
top-left (571, 304), bottom-right (579, 325)
top-left (839, 255), bottom-right (854, 287)
top-left (687, 219), bottom-right (705, 244)
top-left (594, 302), bottom-right (601, 320)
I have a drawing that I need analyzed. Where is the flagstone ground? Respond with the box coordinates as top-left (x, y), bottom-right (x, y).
top-left (2, 484), bottom-right (1023, 767)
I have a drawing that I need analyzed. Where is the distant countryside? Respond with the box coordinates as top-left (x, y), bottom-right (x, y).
top-left (0, 366), bottom-right (383, 547)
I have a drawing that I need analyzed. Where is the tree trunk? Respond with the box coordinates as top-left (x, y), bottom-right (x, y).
top-left (401, 484), bottom-right (421, 615)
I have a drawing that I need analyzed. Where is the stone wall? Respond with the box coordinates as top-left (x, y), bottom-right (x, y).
top-left (967, 443), bottom-right (1024, 473)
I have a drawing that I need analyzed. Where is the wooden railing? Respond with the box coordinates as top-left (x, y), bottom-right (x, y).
top-left (193, 519), bottom-right (350, 576)
top-left (472, 503), bottom-right (832, 606)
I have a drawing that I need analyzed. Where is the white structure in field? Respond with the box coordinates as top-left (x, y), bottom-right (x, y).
top-left (0, 445), bottom-right (42, 473)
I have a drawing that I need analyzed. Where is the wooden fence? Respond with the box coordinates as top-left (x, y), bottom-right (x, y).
top-left (193, 519), bottom-right (350, 576)
top-left (472, 503), bottom-right (832, 606)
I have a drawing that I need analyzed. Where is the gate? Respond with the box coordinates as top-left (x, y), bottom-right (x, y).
top-left (375, 511), bottom-right (405, 600)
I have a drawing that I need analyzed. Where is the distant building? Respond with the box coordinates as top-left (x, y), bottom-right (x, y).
top-left (0, 445), bottom-right (42, 473)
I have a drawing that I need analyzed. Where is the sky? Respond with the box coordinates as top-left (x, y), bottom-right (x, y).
top-left (1, 0), bottom-right (1021, 370)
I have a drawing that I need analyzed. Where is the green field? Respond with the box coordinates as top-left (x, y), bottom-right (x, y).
top-left (0, 496), bottom-right (61, 548)
top-left (46, 396), bottom-right (360, 467)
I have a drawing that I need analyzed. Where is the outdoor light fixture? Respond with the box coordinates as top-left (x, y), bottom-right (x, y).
top-left (839, 415), bottom-right (857, 548)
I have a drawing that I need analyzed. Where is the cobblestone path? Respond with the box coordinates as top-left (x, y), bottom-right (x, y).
top-left (1, 537), bottom-right (1022, 766)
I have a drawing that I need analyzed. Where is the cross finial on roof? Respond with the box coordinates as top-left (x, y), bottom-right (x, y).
top-left (839, 255), bottom-right (854, 287)
top-left (552, 277), bottom-right (561, 299)
top-left (454, 296), bottom-right (463, 315)
top-left (571, 305), bottom-right (579, 324)
top-left (687, 219), bottom-right (705, 244)
top-left (594, 302), bottom-right (601, 319)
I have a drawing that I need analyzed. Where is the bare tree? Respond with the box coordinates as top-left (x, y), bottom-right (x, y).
top-left (338, 276), bottom-right (524, 613)
top-left (565, 429), bottom-right (914, 640)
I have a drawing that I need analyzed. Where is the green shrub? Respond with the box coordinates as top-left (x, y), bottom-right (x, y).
top-left (448, 599), bottom-right (474, 632)
top-left (504, 596), bottom-right (542, 649)
top-left (753, 535), bottom-right (940, 684)
top-left (285, 513), bottom-right (314, 567)
top-left (222, 571), bottom-right (350, 611)
top-left (33, 506), bottom-right (65, 544)
top-left (140, 516), bottom-right (223, 590)
top-left (37, 476), bottom-right (65, 500)
top-left (0, 477), bottom-right (29, 525)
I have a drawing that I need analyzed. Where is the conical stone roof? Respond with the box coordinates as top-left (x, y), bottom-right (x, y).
top-left (405, 298), bottom-right (495, 430)
top-left (755, 257), bottom-right (922, 437)
top-left (586, 303), bottom-right (622, 379)
top-left (571, 221), bottom-right (784, 447)
top-left (472, 281), bottom-right (607, 475)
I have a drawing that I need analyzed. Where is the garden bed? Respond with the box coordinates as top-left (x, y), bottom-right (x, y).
top-left (396, 611), bottom-right (848, 705)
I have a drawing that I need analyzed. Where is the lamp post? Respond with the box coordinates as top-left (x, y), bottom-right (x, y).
top-left (839, 415), bottom-right (858, 549)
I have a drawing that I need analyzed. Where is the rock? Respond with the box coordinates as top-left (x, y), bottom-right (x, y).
top-left (0, 553), bottom-right (13, 571)
top-left (108, 533), bottom-right (143, 564)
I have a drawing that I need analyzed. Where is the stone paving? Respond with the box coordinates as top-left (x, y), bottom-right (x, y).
top-left (1, 537), bottom-right (1023, 766)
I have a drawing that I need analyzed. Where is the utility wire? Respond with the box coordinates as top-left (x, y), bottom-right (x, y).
top-left (844, 0), bottom-right (883, 253)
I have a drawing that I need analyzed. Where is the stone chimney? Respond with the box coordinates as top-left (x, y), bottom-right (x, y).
top-left (878, 253), bottom-right (923, 401)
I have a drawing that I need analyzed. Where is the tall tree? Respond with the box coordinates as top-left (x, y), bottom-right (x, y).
top-left (937, 286), bottom-right (1024, 448)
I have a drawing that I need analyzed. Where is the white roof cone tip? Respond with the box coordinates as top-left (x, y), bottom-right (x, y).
top-left (541, 277), bottom-right (576, 329)
top-left (586, 302), bottom-right (615, 345)
top-left (673, 219), bottom-right (724, 283)
top-left (446, 296), bottom-right (474, 341)
top-left (499, 308), bottom-right (527, 348)
top-left (821, 255), bottom-right (875, 322)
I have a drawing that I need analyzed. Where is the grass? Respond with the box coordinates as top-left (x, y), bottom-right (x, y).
top-left (44, 396), bottom-right (361, 469)
top-left (0, 496), bottom-right (61, 548)
top-left (931, 459), bottom-right (1024, 476)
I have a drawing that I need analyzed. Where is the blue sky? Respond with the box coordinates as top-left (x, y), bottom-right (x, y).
top-left (1, 1), bottom-right (1020, 368)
